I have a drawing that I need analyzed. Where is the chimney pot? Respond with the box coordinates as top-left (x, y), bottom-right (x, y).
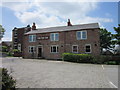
top-left (67, 19), bottom-right (72, 26)
top-left (32, 22), bottom-right (36, 30)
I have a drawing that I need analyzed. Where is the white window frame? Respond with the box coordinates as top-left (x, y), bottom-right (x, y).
top-left (85, 44), bottom-right (92, 53)
top-left (28, 46), bottom-right (36, 53)
top-left (76, 31), bottom-right (87, 40)
top-left (14, 31), bottom-right (17, 36)
top-left (50, 33), bottom-right (59, 41)
top-left (18, 44), bottom-right (21, 52)
top-left (72, 45), bottom-right (78, 53)
top-left (50, 45), bottom-right (59, 53)
top-left (29, 35), bottom-right (36, 42)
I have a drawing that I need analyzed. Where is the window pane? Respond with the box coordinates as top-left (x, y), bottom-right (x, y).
top-left (50, 34), bottom-right (54, 41)
top-left (33, 35), bottom-right (36, 42)
top-left (31, 47), bottom-right (34, 52)
top-left (53, 46), bottom-right (56, 52)
top-left (57, 46), bottom-right (58, 52)
top-left (77, 32), bottom-right (81, 40)
top-left (55, 33), bottom-right (59, 41)
top-left (29, 35), bottom-right (32, 42)
top-left (73, 46), bottom-right (78, 53)
top-left (82, 31), bottom-right (87, 39)
top-left (51, 46), bottom-right (58, 53)
top-left (86, 45), bottom-right (90, 52)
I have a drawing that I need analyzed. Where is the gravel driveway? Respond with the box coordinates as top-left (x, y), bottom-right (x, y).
top-left (1, 57), bottom-right (118, 88)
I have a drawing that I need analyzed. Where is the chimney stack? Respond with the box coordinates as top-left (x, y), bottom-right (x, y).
top-left (32, 22), bottom-right (36, 30)
top-left (67, 19), bottom-right (72, 26)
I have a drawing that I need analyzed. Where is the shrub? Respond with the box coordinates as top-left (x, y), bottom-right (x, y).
top-left (12, 49), bottom-right (20, 53)
top-left (104, 61), bottom-right (117, 65)
top-left (2, 68), bottom-right (16, 89)
top-left (91, 55), bottom-right (112, 64)
top-left (62, 53), bottom-right (94, 63)
top-left (7, 52), bottom-right (13, 56)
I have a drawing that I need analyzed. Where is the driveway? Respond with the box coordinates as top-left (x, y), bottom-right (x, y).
top-left (1, 57), bottom-right (118, 88)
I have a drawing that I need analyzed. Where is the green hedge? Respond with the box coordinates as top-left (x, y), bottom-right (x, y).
top-left (62, 53), bottom-right (94, 63)
top-left (91, 55), bottom-right (112, 64)
top-left (62, 53), bottom-right (114, 64)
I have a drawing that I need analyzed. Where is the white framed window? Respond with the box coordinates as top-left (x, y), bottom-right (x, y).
top-left (72, 45), bottom-right (78, 53)
top-left (77, 31), bottom-right (87, 40)
top-left (29, 35), bottom-right (36, 42)
top-left (50, 45), bottom-right (58, 53)
top-left (14, 31), bottom-right (17, 36)
top-left (85, 44), bottom-right (91, 53)
top-left (50, 33), bottom-right (59, 41)
top-left (28, 46), bottom-right (36, 53)
top-left (18, 44), bottom-right (21, 52)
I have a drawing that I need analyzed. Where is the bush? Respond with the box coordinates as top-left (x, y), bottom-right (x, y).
top-left (7, 52), bottom-right (13, 57)
top-left (104, 61), bottom-right (117, 65)
top-left (91, 55), bottom-right (112, 64)
top-left (12, 49), bottom-right (20, 53)
top-left (2, 68), bottom-right (16, 89)
top-left (62, 53), bottom-right (94, 63)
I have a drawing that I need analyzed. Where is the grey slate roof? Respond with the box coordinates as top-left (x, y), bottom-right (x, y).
top-left (25, 23), bottom-right (99, 35)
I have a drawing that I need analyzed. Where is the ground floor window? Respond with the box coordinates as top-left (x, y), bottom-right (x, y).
top-left (28, 46), bottom-right (36, 53)
top-left (51, 45), bottom-right (58, 53)
top-left (72, 45), bottom-right (78, 53)
top-left (85, 44), bottom-right (91, 53)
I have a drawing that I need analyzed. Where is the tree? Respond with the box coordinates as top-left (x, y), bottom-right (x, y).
top-left (2, 68), bottom-right (16, 89)
top-left (113, 24), bottom-right (120, 45)
top-left (2, 46), bottom-right (8, 52)
top-left (113, 25), bottom-right (120, 54)
top-left (100, 28), bottom-right (114, 52)
top-left (0, 25), bottom-right (5, 40)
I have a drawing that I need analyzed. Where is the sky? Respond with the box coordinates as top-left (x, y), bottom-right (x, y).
top-left (0, 0), bottom-right (119, 41)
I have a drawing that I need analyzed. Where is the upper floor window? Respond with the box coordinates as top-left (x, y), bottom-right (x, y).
top-left (14, 31), bottom-right (17, 36)
top-left (77, 31), bottom-right (87, 40)
top-left (29, 35), bottom-right (36, 42)
top-left (50, 33), bottom-right (59, 41)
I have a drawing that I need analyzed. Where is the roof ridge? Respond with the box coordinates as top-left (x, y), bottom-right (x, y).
top-left (36, 23), bottom-right (99, 30)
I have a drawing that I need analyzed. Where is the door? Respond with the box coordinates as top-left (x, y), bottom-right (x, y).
top-left (38, 47), bottom-right (42, 57)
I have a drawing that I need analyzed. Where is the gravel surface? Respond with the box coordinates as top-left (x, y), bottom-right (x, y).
top-left (1, 57), bottom-right (117, 88)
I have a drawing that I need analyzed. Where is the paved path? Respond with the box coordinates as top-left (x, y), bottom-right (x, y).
top-left (1, 57), bottom-right (118, 88)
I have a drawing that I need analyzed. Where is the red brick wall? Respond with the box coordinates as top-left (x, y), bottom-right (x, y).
top-left (23, 28), bottom-right (100, 59)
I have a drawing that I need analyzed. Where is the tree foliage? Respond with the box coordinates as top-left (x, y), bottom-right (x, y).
top-left (100, 28), bottom-right (113, 51)
top-left (2, 46), bottom-right (8, 52)
top-left (113, 24), bottom-right (120, 45)
top-left (2, 68), bottom-right (16, 90)
top-left (0, 25), bottom-right (5, 40)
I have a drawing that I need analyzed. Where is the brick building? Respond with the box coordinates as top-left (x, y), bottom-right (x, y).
top-left (12, 25), bottom-right (31, 56)
top-left (23, 20), bottom-right (100, 59)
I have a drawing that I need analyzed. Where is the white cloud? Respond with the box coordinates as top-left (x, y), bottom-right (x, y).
top-left (2, 1), bottom-right (113, 28)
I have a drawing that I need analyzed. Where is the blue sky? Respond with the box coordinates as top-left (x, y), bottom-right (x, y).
top-left (0, 1), bottom-right (119, 41)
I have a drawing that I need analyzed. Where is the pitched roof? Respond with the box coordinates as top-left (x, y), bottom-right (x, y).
top-left (25, 23), bottom-right (99, 35)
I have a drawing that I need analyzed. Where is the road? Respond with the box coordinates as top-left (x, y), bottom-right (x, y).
top-left (1, 57), bottom-right (118, 88)
top-left (102, 65), bottom-right (118, 88)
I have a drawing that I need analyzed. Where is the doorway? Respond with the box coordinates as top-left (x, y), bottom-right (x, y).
top-left (38, 46), bottom-right (43, 58)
